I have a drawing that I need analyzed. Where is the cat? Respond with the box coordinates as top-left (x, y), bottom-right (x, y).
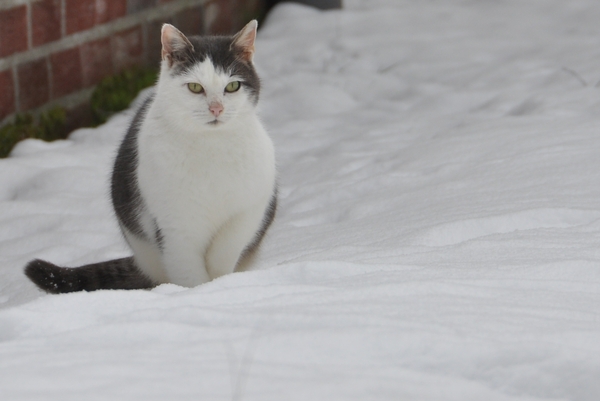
top-left (24, 20), bottom-right (277, 293)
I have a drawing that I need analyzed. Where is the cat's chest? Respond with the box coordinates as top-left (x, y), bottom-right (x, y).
top-left (136, 123), bottom-right (274, 216)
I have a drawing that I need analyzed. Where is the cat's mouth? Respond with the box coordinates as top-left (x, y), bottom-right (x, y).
top-left (207, 119), bottom-right (221, 126)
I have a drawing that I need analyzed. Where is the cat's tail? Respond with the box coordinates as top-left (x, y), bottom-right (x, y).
top-left (24, 257), bottom-right (155, 294)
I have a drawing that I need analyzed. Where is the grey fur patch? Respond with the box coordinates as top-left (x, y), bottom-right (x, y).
top-left (154, 219), bottom-right (164, 251)
top-left (242, 187), bottom-right (278, 259)
top-left (111, 95), bottom-right (154, 240)
top-left (169, 35), bottom-right (260, 105)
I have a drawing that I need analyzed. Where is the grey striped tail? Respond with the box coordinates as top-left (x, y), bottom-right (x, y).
top-left (24, 257), bottom-right (155, 294)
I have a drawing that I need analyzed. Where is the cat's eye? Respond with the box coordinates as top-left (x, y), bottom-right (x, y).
top-left (187, 83), bottom-right (204, 93)
top-left (225, 81), bottom-right (241, 93)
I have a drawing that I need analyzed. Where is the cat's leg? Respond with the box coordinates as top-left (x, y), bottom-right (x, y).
top-left (161, 233), bottom-right (211, 287)
top-left (124, 229), bottom-right (168, 284)
top-left (205, 208), bottom-right (266, 279)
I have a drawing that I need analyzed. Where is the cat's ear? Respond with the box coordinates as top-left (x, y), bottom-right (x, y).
top-left (231, 20), bottom-right (258, 63)
top-left (161, 24), bottom-right (194, 67)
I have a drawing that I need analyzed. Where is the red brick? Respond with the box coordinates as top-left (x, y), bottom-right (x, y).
top-left (0, 69), bottom-right (15, 118)
top-left (17, 58), bottom-right (50, 110)
top-left (80, 37), bottom-right (113, 86)
top-left (0, 6), bottom-right (28, 57)
top-left (145, 19), bottom-right (171, 66)
top-left (66, 0), bottom-right (96, 34)
top-left (51, 48), bottom-right (83, 98)
top-left (205, 0), bottom-right (235, 35)
top-left (32, 0), bottom-right (62, 46)
top-left (112, 26), bottom-right (143, 72)
top-left (104, 0), bottom-right (127, 23)
top-left (65, 0), bottom-right (125, 34)
top-left (173, 6), bottom-right (204, 37)
top-left (128, 0), bottom-right (156, 14)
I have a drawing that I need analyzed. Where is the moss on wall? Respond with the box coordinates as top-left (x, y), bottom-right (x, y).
top-left (0, 107), bottom-right (67, 158)
top-left (90, 67), bottom-right (158, 126)
top-left (0, 66), bottom-right (158, 158)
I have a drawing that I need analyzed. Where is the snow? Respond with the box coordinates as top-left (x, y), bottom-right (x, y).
top-left (1, 0), bottom-right (600, 399)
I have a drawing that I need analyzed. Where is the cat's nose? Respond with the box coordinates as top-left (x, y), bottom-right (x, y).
top-left (209, 102), bottom-right (224, 117)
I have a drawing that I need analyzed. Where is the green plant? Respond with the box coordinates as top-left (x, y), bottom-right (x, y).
top-left (38, 107), bottom-right (67, 142)
top-left (0, 107), bottom-right (67, 158)
top-left (0, 66), bottom-right (157, 158)
top-left (90, 67), bottom-right (158, 126)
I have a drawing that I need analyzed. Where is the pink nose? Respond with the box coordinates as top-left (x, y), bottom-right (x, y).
top-left (209, 103), bottom-right (224, 117)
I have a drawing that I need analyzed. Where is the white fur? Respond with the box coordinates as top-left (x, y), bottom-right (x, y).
top-left (131, 57), bottom-right (276, 287)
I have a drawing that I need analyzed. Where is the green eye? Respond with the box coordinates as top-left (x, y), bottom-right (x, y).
top-left (187, 83), bottom-right (204, 93)
top-left (225, 81), bottom-right (241, 93)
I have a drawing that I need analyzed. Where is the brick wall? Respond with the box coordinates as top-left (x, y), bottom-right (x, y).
top-left (0, 0), bottom-right (264, 124)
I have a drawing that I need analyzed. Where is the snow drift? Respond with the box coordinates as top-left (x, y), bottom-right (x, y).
top-left (0, 1), bottom-right (599, 400)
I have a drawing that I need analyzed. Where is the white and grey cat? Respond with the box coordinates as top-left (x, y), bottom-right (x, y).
top-left (25, 20), bottom-right (277, 293)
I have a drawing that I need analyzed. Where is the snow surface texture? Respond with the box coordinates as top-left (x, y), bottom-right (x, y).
top-left (1, 1), bottom-right (600, 399)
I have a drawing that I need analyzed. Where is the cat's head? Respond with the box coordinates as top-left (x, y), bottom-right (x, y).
top-left (156, 21), bottom-right (260, 128)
